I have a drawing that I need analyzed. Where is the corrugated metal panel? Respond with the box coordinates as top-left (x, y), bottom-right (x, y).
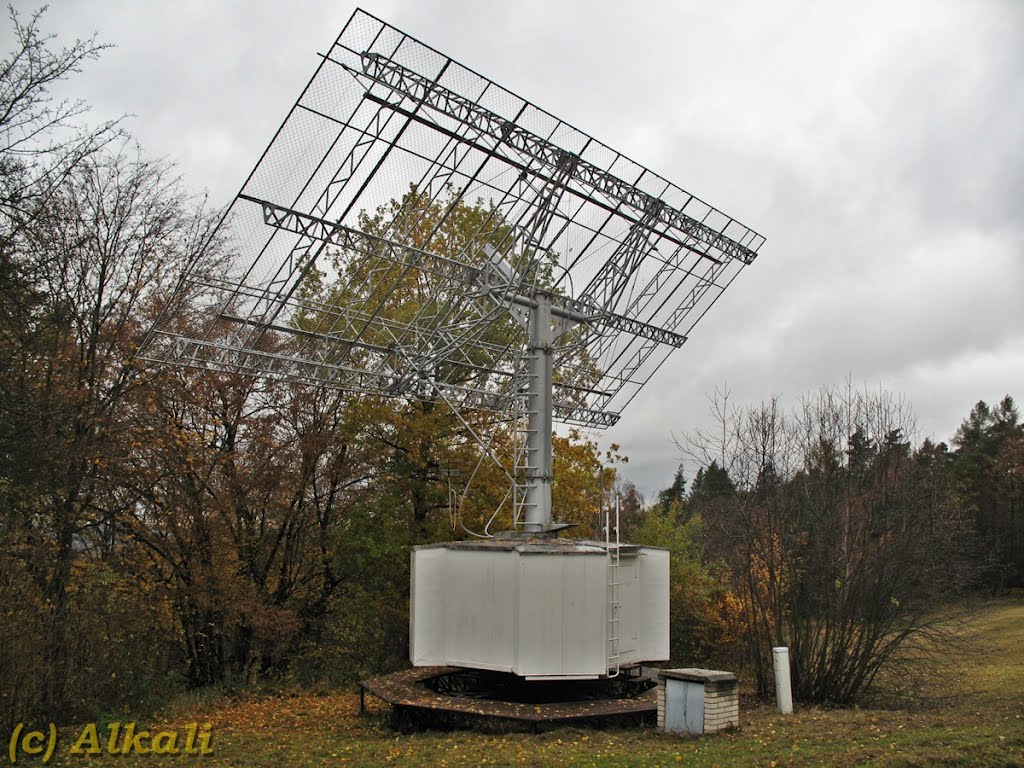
top-left (410, 541), bottom-right (669, 679)
top-left (515, 551), bottom-right (606, 678)
top-left (409, 547), bottom-right (445, 665)
top-left (636, 549), bottom-right (671, 662)
top-left (443, 549), bottom-right (517, 672)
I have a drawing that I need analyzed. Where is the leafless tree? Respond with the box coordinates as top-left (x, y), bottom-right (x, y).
top-left (682, 383), bottom-right (974, 704)
top-left (0, 5), bottom-right (121, 252)
top-left (0, 143), bottom-right (218, 720)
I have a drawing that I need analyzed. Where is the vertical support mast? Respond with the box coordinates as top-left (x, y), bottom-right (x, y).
top-left (523, 292), bottom-right (554, 532)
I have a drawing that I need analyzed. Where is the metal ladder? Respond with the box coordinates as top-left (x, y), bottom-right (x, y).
top-left (605, 495), bottom-right (621, 677)
top-left (511, 373), bottom-right (538, 528)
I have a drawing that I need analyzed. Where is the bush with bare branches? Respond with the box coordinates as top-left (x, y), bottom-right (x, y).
top-left (681, 384), bottom-right (975, 705)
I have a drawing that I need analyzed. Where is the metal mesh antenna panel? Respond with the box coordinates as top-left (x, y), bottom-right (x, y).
top-left (143, 9), bottom-right (765, 428)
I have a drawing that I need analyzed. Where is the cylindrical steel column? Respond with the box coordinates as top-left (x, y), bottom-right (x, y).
top-left (523, 292), bottom-right (553, 532)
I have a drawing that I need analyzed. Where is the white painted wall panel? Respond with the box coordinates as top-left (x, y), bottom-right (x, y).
top-left (635, 549), bottom-right (670, 662)
top-left (443, 549), bottom-right (517, 671)
top-left (616, 558), bottom-right (642, 664)
top-left (409, 547), bottom-right (446, 665)
top-left (410, 542), bottom-right (669, 678)
top-left (515, 553), bottom-right (606, 678)
top-left (563, 554), bottom-right (609, 676)
top-left (515, 556), bottom-right (563, 676)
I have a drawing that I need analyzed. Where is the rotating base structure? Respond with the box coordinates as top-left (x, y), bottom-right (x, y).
top-left (385, 534), bottom-right (668, 732)
top-left (359, 666), bottom-right (657, 732)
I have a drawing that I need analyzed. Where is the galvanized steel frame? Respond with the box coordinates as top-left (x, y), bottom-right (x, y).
top-left (141, 7), bottom-right (764, 528)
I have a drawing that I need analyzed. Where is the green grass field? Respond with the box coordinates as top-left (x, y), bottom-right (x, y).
top-left (43, 598), bottom-right (1023, 767)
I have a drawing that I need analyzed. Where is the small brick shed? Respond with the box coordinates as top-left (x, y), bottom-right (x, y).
top-left (657, 668), bottom-right (739, 735)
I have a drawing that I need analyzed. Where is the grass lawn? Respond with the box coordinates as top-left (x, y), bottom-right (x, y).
top-left (46, 598), bottom-right (1023, 767)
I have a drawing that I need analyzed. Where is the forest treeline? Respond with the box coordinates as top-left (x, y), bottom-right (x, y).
top-left (631, 387), bottom-right (1022, 704)
top-left (1, 10), bottom-right (1021, 727)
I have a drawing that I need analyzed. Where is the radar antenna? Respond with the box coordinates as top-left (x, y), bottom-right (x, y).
top-left (142, 9), bottom-right (765, 535)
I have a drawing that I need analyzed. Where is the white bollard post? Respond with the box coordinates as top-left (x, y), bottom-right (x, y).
top-left (772, 646), bottom-right (793, 714)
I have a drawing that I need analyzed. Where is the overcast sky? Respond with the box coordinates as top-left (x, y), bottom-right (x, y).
top-left (10, 0), bottom-right (1023, 497)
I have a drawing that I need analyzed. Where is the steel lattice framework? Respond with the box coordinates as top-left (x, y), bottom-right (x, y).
top-left (142, 9), bottom-right (764, 529)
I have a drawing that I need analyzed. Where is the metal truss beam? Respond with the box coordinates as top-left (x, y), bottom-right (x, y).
top-left (143, 7), bottom-right (763, 547)
top-left (143, 333), bottom-right (617, 427)
top-left (355, 53), bottom-right (758, 265)
top-left (244, 196), bottom-right (688, 349)
top-left (585, 197), bottom-right (666, 312)
top-left (217, 309), bottom-right (615, 402)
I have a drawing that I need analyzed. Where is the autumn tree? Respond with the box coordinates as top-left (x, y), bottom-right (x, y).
top-left (633, 502), bottom-right (745, 667)
top-left (125, 362), bottom-right (379, 686)
top-left (120, 187), bottom-right (618, 687)
top-left (0, 7), bottom-right (229, 724)
top-left (0, 147), bottom-right (218, 723)
top-left (681, 384), bottom-right (975, 704)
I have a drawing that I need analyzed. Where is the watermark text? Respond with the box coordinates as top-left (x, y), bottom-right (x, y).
top-left (6, 722), bottom-right (213, 763)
